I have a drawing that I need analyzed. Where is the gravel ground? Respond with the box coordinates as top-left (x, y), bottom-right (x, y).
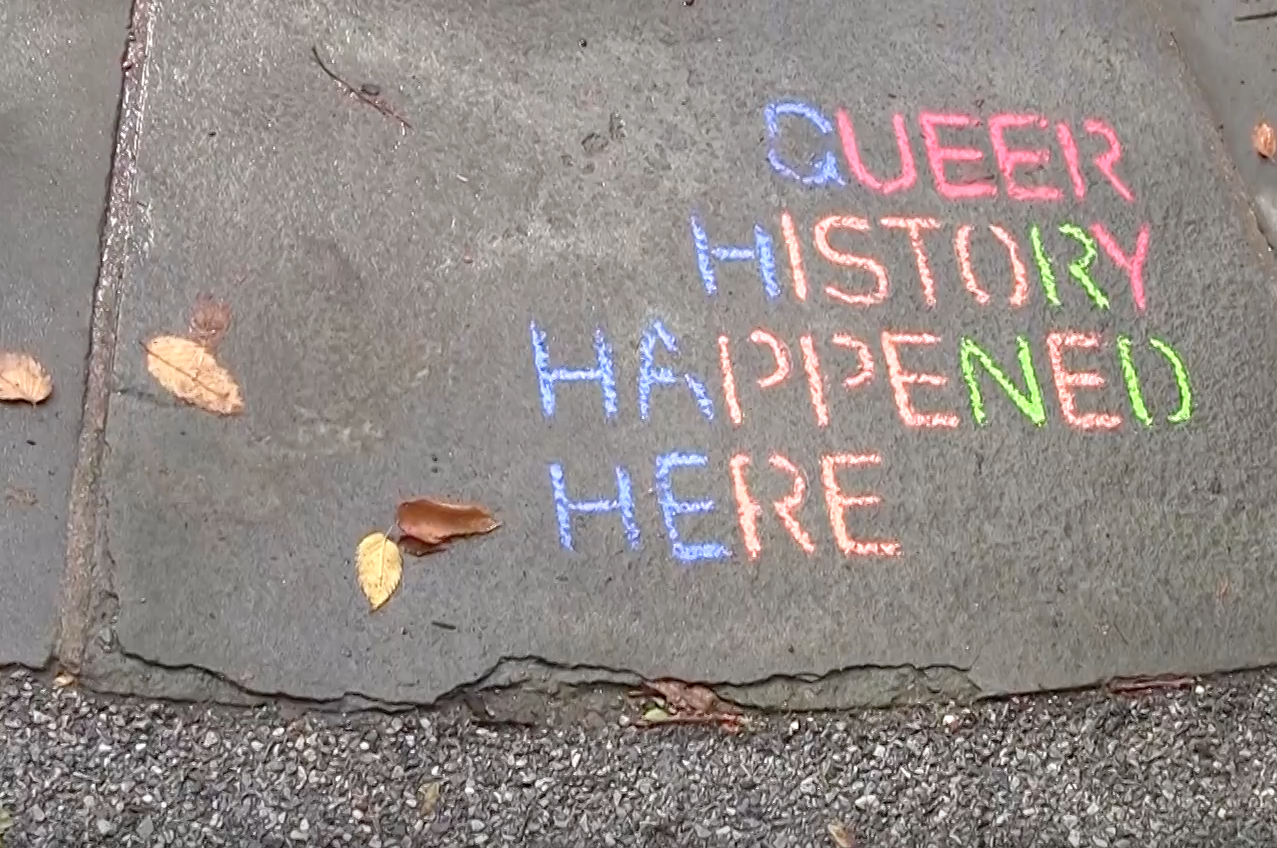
top-left (2, 669), bottom-right (1276, 847)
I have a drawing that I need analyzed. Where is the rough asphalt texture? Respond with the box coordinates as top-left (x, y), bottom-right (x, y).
top-left (3, 669), bottom-right (1277, 847)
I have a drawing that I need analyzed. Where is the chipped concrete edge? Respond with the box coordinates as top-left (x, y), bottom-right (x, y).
top-left (57, 0), bottom-right (158, 673)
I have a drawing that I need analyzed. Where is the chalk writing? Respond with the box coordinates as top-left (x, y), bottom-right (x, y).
top-left (529, 98), bottom-right (1193, 564)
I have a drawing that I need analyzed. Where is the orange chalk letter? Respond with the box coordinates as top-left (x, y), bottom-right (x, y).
top-left (820, 453), bottom-right (900, 557)
top-left (880, 332), bottom-right (959, 428)
top-left (1046, 331), bottom-right (1122, 430)
top-left (813, 215), bottom-right (890, 307)
top-left (881, 216), bottom-right (942, 307)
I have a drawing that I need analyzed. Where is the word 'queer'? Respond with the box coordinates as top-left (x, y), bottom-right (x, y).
top-left (765, 100), bottom-right (1134, 203)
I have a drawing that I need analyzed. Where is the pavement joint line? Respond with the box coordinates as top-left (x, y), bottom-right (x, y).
top-left (57, 0), bottom-right (156, 675)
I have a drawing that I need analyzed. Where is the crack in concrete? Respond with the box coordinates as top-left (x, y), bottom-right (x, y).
top-left (58, 0), bottom-right (157, 674)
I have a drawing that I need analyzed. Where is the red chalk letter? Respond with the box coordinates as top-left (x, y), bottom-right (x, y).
top-left (769, 455), bottom-right (816, 554)
top-left (880, 332), bottom-right (959, 428)
top-left (954, 224), bottom-right (991, 305)
top-left (1091, 222), bottom-right (1150, 313)
top-left (880, 217), bottom-right (942, 307)
top-left (780, 210), bottom-right (808, 301)
top-left (749, 329), bottom-right (791, 388)
top-left (835, 110), bottom-right (917, 195)
top-left (1046, 331), bottom-right (1122, 430)
top-left (1083, 119), bottom-right (1134, 203)
top-left (831, 334), bottom-right (874, 390)
top-left (799, 334), bottom-right (829, 427)
top-left (718, 335), bottom-right (742, 426)
top-left (990, 225), bottom-right (1031, 307)
top-left (987, 113), bottom-right (1063, 202)
top-left (813, 216), bottom-right (890, 307)
top-left (919, 112), bottom-right (997, 200)
top-left (820, 454), bottom-right (900, 557)
top-left (728, 454), bottom-right (763, 560)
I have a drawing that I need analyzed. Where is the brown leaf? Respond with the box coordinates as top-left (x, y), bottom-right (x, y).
top-left (188, 295), bottom-right (233, 350)
top-left (397, 536), bottom-right (449, 557)
top-left (1255, 120), bottom-right (1276, 159)
top-left (647, 679), bottom-right (721, 715)
top-left (396, 497), bottom-right (500, 546)
top-left (144, 335), bottom-right (244, 415)
top-left (356, 532), bottom-right (403, 611)
top-left (0, 352), bottom-right (53, 404)
top-left (827, 820), bottom-right (856, 848)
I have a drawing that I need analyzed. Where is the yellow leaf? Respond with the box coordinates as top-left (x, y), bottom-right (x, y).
top-left (418, 781), bottom-right (441, 818)
top-left (356, 532), bottom-right (402, 611)
top-left (0, 351), bottom-right (52, 404)
top-left (144, 335), bottom-right (243, 415)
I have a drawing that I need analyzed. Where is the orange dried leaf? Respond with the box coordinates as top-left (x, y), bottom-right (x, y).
top-left (0, 352), bottom-right (53, 404)
top-left (1254, 121), bottom-right (1276, 159)
top-left (396, 497), bottom-right (500, 546)
top-left (188, 294), bottom-right (233, 350)
top-left (144, 335), bottom-right (243, 415)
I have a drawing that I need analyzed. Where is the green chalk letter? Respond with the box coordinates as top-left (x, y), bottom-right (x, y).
top-left (1059, 223), bottom-right (1109, 310)
top-left (960, 336), bottom-right (1046, 427)
top-left (1029, 225), bottom-right (1061, 308)
top-left (1149, 337), bottom-right (1192, 423)
top-left (1117, 336), bottom-right (1153, 427)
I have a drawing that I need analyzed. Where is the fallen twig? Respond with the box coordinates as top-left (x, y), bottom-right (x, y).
top-left (1107, 675), bottom-right (1194, 694)
top-left (311, 45), bottom-right (411, 130)
top-left (635, 713), bottom-right (746, 731)
top-left (1235, 9), bottom-right (1277, 21)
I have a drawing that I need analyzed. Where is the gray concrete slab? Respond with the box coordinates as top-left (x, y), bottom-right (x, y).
top-left (98, 0), bottom-right (1277, 703)
top-left (1160, 0), bottom-right (1277, 246)
top-left (0, 2), bottom-right (127, 665)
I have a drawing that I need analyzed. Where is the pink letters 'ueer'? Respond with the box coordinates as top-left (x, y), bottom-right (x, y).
top-left (918, 112), bottom-right (997, 200)
top-left (987, 113), bottom-right (1063, 202)
top-left (835, 110), bottom-right (917, 195)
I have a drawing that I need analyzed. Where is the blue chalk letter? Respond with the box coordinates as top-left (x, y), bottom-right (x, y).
top-left (690, 213), bottom-right (779, 299)
top-left (763, 100), bottom-right (846, 187)
top-left (638, 320), bottom-right (715, 422)
top-left (549, 463), bottom-right (640, 551)
top-left (654, 452), bottom-right (730, 564)
top-left (531, 321), bottom-right (618, 420)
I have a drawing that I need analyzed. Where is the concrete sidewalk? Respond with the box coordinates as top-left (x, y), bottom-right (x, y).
top-left (2, 0), bottom-right (1276, 710)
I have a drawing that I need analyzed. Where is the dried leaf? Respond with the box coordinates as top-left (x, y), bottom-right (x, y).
top-left (398, 536), bottom-right (449, 557)
top-left (1255, 120), bottom-right (1276, 159)
top-left (396, 497), bottom-right (500, 546)
top-left (188, 295), bottom-right (233, 350)
top-left (418, 781), bottom-right (441, 818)
top-left (827, 820), bottom-right (855, 848)
top-left (144, 335), bottom-right (244, 415)
top-left (0, 352), bottom-right (52, 404)
top-left (53, 672), bottom-right (75, 688)
top-left (356, 532), bottom-right (402, 611)
top-left (647, 679), bottom-right (721, 715)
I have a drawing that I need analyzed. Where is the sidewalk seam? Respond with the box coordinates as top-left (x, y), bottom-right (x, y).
top-left (57, 0), bottom-right (158, 672)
